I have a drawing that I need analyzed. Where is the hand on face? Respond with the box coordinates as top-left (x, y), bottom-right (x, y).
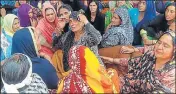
top-left (58, 18), bottom-right (66, 29)
top-left (28, 9), bottom-right (33, 18)
top-left (30, 18), bottom-right (38, 27)
top-left (54, 18), bottom-right (66, 35)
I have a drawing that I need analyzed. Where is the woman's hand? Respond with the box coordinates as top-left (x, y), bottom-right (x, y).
top-left (30, 18), bottom-right (38, 27)
top-left (100, 56), bottom-right (114, 64)
top-left (1, 8), bottom-right (6, 17)
top-left (120, 46), bottom-right (135, 54)
top-left (105, 23), bottom-right (113, 32)
top-left (78, 14), bottom-right (89, 25)
top-left (54, 18), bottom-right (66, 36)
top-left (39, 52), bottom-right (52, 63)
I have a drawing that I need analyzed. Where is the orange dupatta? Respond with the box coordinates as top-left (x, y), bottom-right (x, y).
top-left (36, 3), bottom-right (58, 57)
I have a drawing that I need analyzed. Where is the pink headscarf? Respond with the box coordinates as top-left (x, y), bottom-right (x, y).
top-left (36, 3), bottom-right (58, 57)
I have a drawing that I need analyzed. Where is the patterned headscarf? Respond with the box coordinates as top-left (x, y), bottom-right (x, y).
top-left (18, 4), bottom-right (32, 27)
top-left (31, 8), bottom-right (42, 20)
top-left (114, 7), bottom-right (134, 44)
top-left (69, 11), bottom-right (79, 20)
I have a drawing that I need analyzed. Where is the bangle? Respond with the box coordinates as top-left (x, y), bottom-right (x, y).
top-left (152, 40), bottom-right (156, 45)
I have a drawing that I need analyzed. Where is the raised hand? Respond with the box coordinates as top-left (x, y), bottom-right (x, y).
top-left (1, 8), bottom-right (6, 17)
top-left (77, 14), bottom-right (89, 25)
top-left (54, 18), bottom-right (66, 35)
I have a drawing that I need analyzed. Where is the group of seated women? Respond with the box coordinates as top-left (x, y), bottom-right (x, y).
top-left (0, 0), bottom-right (175, 93)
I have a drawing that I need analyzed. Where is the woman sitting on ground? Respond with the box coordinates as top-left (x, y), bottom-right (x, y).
top-left (1, 14), bottom-right (20, 61)
top-left (140, 2), bottom-right (175, 45)
top-left (57, 4), bottom-right (73, 33)
top-left (11, 27), bottom-right (58, 89)
top-left (85, 1), bottom-right (105, 36)
top-left (57, 45), bottom-right (120, 93)
top-left (129, 0), bottom-right (156, 46)
top-left (100, 6), bottom-right (133, 48)
top-left (36, 3), bottom-right (59, 59)
top-left (1, 53), bottom-right (48, 93)
top-left (52, 11), bottom-right (103, 78)
top-left (101, 31), bottom-right (175, 93)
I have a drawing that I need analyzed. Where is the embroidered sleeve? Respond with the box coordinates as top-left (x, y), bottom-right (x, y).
top-left (137, 45), bottom-right (154, 53)
top-left (115, 57), bottom-right (141, 67)
top-left (52, 32), bottom-right (69, 49)
top-left (84, 23), bottom-right (102, 47)
top-left (115, 58), bottom-right (130, 66)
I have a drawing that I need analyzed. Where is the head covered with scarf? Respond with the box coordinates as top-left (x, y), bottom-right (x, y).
top-left (18, 4), bottom-right (32, 27)
top-left (1, 53), bottom-right (32, 93)
top-left (2, 14), bottom-right (19, 36)
top-left (114, 6), bottom-right (134, 44)
top-left (36, 3), bottom-right (58, 42)
top-left (129, 0), bottom-right (156, 45)
top-left (136, 0), bottom-right (156, 31)
top-left (122, 30), bottom-right (175, 93)
top-left (1, 53), bottom-right (49, 93)
top-left (11, 27), bottom-right (59, 89)
top-left (36, 3), bottom-right (58, 56)
top-left (30, 7), bottom-right (42, 21)
top-left (11, 27), bottom-right (39, 58)
top-left (1, 14), bottom-right (20, 60)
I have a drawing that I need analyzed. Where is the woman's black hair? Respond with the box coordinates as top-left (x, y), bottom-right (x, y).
top-left (165, 2), bottom-right (175, 15)
top-left (1, 54), bottom-right (30, 85)
top-left (165, 2), bottom-right (175, 10)
top-left (58, 4), bottom-right (73, 14)
top-left (85, 0), bottom-right (100, 22)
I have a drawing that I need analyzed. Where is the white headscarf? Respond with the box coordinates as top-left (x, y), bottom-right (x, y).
top-left (1, 54), bottom-right (32, 93)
